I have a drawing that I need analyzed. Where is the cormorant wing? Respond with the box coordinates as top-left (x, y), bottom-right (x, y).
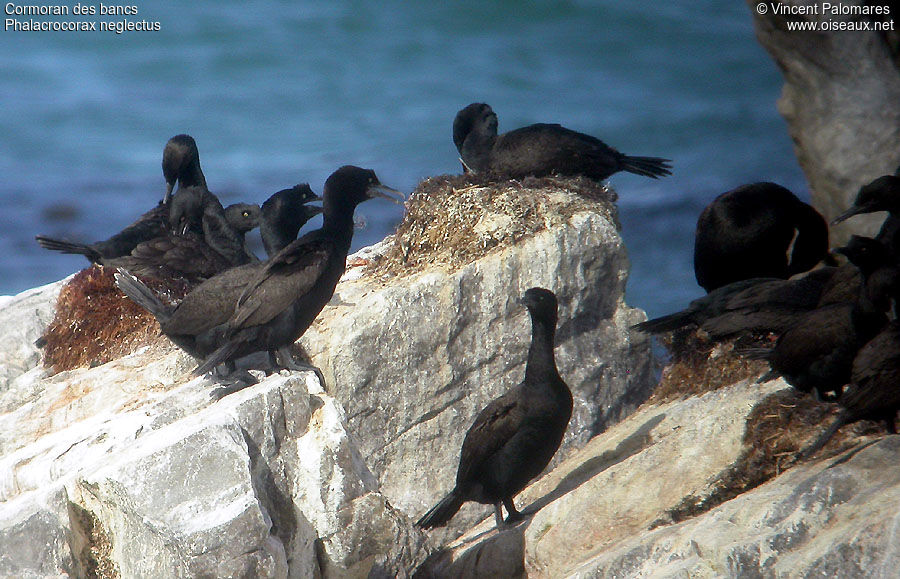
top-left (228, 235), bottom-right (331, 330)
top-left (456, 389), bottom-right (526, 485)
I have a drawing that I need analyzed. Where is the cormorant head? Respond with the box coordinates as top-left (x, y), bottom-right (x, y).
top-left (833, 235), bottom-right (891, 273)
top-left (224, 203), bottom-right (261, 233)
top-left (522, 287), bottom-right (558, 327)
top-left (322, 166), bottom-right (405, 217)
top-left (162, 134), bottom-right (205, 203)
top-left (453, 103), bottom-right (498, 151)
top-left (832, 175), bottom-right (900, 224)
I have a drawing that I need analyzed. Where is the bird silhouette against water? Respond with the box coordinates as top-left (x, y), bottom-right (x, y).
top-left (797, 320), bottom-right (900, 461)
top-left (741, 236), bottom-right (891, 400)
top-left (260, 184), bottom-right (323, 258)
top-left (36, 134), bottom-right (207, 262)
top-left (115, 166), bottom-right (403, 379)
top-left (452, 103), bottom-right (671, 181)
top-left (416, 287), bottom-right (573, 531)
top-left (694, 182), bottom-right (830, 292)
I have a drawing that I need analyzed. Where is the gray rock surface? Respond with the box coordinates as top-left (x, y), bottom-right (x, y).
top-left (301, 188), bottom-right (656, 542)
top-left (749, 0), bottom-right (900, 242)
top-left (422, 377), bottom-right (900, 578)
top-left (0, 178), bottom-right (654, 575)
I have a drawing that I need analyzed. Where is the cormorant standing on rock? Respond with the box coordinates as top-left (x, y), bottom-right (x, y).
top-left (260, 184), bottom-right (323, 258)
top-left (742, 236), bottom-right (891, 400)
top-left (416, 288), bottom-right (573, 531)
top-left (36, 134), bottom-right (207, 262)
top-left (452, 103), bottom-right (671, 181)
top-left (693, 182), bottom-right (830, 292)
top-left (798, 321), bottom-right (900, 460)
top-left (114, 166), bottom-right (404, 378)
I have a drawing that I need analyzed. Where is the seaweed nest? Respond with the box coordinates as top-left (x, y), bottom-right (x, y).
top-left (648, 328), bottom-right (772, 404)
top-left (652, 388), bottom-right (887, 528)
top-left (367, 173), bottom-right (618, 280)
top-left (41, 266), bottom-right (189, 373)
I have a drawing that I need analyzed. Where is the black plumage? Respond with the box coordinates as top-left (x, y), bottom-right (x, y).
top-left (452, 103), bottom-right (671, 181)
top-left (99, 203), bottom-right (260, 283)
top-left (798, 321), bottom-right (900, 460)
top-left (114, 166), bottom-right (403, 377)
top-left (742, 236), bottom-right (891, 400)
top-left (694, 182), bottom-right (830, 292)
top-left (36, 134), bottom-right (206, 262)
top-left (633, 265), bottom-right (861, 340)
top-left (162, 134), bottom-right (206, 204)
top-left (832, 175), bottom-right (900, 261)
top-left (260, 184), bottom-right (323, 258)
top-left (416, 288), bottom-right (573, 531)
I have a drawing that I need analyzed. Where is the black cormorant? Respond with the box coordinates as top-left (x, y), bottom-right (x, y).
top-left (416, 287), bottom-right (573, 530)
top-left (452, 103), bottom-right (671, 181)
top-left (798, 321), bottom-right (900, 460)
top-left (114, 166), bottom-right (403, 377)
top-left (694, 182), bottom-right (830, 292)
top-left (742, 236), bottom-right (891, 400)
top-left (36, 134), bottom-right (207, 262)
top-left (260, 184), bottom-right (323, 258)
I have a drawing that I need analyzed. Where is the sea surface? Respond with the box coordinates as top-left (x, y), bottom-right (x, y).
top-left (0, 1), bottom-right (806, 318)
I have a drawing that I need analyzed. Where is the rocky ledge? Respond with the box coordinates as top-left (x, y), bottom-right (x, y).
top-left (0, 175), bottom-right (656, 577)
top-left (7, 174), bottom-right (898, 578)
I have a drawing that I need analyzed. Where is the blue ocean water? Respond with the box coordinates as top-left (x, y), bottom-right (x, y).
top-left (0, 1), bottom-right (805, 318)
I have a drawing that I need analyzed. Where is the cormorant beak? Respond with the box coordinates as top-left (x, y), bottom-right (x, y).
top-left (366, 183), bottom-right (406, 205)
top-left (831, 204), bottom-right (874, 225)
top-left (306, 194), bottom-right (324, 203)
top-left (307, 205), bottom-right (324, 217)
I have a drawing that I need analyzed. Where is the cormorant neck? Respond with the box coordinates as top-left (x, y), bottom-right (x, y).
top-left (524, 313), bottom-right (560, 383)
top-left (182, 161), bottom-right (207, 189)
top-left (322, 204), bottom-right (356, 251)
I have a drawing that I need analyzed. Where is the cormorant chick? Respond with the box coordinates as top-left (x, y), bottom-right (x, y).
top-left (260, 184), bottom-right (323, 258)
top-left (832, 175), bottom-right (900, 261)
top-left (452, 103), bottom-right (672, 181)
top-left (416, 288), bottom-right (573, 531)
top-left (798, 321), bottom-right (900, 460)
top-left (694, 183), bottom-right (830, 292)
top-left (742, 236), bottom-right (891, 400)
top-left (35, 134), bottom-right (207, 262)
top-left (114, 166), bottom-right (404, 377)
top-left (101, 203), bottom-right (261, 283)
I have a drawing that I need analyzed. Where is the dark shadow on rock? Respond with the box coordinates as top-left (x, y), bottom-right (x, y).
top-left (412, 526), bottom-right (526, 578)
top-left (523, 413), bottom-right (664, 517)
top-left (241, 428), bottom-right (298, 559)
top-left (412, 413), bottom-right (663, 577)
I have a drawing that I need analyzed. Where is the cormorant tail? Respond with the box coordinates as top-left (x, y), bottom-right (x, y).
top-left (35, 235), bottom-right (102, 263)
top-left (797, 412), bottom-right (849, 461)
top-left (619, 156), bottom-right (673, 179)
top-left (193, 340), bottom-right (243, 377)
top-left (113, 268), bottom-right (172, 323)
top-left (416, 490), bottom-right (465, 529)
top-left (632, 311), bottom-right (695, 334)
